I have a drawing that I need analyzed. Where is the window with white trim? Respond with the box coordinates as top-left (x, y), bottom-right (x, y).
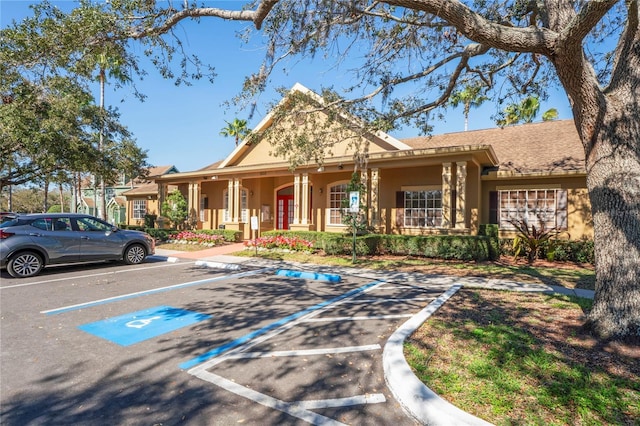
top-left (498, 189), bottom-right (567, 230)
top-left (327, 183), bottom-right (348, 225)
top-left (133, 199), bottom-right (146, 219)
top-left (222, 188), bottom-right (249, 222)
top-left (402, 190), bottom-right (442, 227)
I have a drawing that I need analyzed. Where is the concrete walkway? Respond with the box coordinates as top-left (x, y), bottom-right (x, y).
top-left (150, 244), bottom-right (595, 426)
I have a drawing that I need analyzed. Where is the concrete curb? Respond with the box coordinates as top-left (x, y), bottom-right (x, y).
top-left (383, 284), bottom-right (493, 426)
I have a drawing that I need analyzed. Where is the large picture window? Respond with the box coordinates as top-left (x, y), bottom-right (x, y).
top-left (328, 183), bottom-right (348, 225)
top-left (498, 189), bottom-right (567, 230)
top-left (133, 200), bottom-right (146, 219)
top-left (402, 190), bottom-right (442, 228)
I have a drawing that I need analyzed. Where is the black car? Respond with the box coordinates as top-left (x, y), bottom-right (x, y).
top-left (0, 213), bottom-right (156, 278)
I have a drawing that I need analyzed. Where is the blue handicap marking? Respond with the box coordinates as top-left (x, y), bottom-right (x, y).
top-left (78, 305), bottom-right (211, 346)
top-left (275, 269), bottom-right (341, 283)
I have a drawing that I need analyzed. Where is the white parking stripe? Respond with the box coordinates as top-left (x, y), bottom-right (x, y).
top-left (225, 345), bottom-right (381, 360)
top-left (297, 394), bottom-right (386, 409)
top-left (302, 314), bottom-right (413, 322)
top-left (42, 267), bottom-right (272, 315)
top-left (339, 297), bottom-right (432, 303)
top-left (0, 261), bottom-right (194, 290)
top-left (192, 370), bottom-right (347, 426)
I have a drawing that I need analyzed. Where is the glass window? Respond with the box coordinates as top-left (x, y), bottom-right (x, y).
top-left (31, 218), bottom-right (53, 231)
top-left (76, 216), bottom-right (112, 232)
top-left (53, 217), bottom-right (72, 231)
top-left (133, 200), bottom-right (146, 219)
top-left (223, 190), bottom-right (229, 222)
top-left (402, 190), bottom-right (442, 228)
top-left (328, 183), bottom-right (348, 225)
top-left (222, 188), bottom-right (248, 222)
top-left (499, 189), bottom-right (566, 230)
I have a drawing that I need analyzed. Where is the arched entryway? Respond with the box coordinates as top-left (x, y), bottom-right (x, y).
top-left (276, 186), bottom-right (294, 230)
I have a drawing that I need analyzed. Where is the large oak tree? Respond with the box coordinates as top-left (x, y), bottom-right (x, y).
top-left (5, 1), bottom-right (638, 340)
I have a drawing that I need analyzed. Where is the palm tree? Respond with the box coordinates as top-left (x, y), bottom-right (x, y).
top-left (220, 118), bottom-right (251, 146)
top-left (498, 96), bottom-right (558, 126)
top-left (449, 83), bottom-right (489, 131)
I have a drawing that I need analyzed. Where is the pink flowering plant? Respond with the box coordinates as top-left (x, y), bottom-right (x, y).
top-left (244, 235), bottom-right (314, 252)
top-left (169, 231), bottom-right (225, 246)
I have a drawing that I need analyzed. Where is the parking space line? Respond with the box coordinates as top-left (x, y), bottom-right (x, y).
top-left (225, 345), bottom-right (381, 360)
top-left (303, 314), bottom-right (413, 322)
top-left (181, 280), bottom-right (386, 370)
top-left (297, 394), bottom-right (387, 409)
top-left (1, 262), bottom-right (194, 290)
top-left (338, 297), bottom-right (432, 304)
top-left (192, 370), bottom-right (347, 426)
top-left (42, 267), bottom-right (273, 315)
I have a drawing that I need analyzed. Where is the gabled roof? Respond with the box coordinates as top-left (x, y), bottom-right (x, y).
top-left (122, 183), bottom-right (157, 196)
top-left (107, 196), bottom-right (126, 207)
top-left (218, 83), bottom-right (412, 169)
top-left (401, 120), bottom-right (585, 175)
top-left (147, 165), bottom-right (179, 177)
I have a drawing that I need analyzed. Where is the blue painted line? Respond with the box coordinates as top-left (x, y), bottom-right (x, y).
top-left (78, 305), bottom-right (211, 346)
top-left (179, 280), bottom-right (383, 370)
top-left (43, 268), bottom-right (272, 315)
top-left (275, 269), bottom-right (341, 283)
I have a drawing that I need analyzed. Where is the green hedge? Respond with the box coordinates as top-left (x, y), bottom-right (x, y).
top-left (261, 230), bottom-right (493, 261)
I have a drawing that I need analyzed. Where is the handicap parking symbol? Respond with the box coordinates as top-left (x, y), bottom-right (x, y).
top-left (78, 306), bottom-right (211, 346)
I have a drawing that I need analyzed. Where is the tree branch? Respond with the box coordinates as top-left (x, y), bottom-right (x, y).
top-left (381, 0), bottom-right (557, 54)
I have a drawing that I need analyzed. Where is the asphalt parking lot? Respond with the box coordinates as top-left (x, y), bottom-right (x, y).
top-left (0, 255), bottom-right (450, 425)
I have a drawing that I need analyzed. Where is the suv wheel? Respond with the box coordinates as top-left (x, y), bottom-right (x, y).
top-left (124, 244), bottom-right (146, 265)
top-left (7, 251), bottom-right (44, 278)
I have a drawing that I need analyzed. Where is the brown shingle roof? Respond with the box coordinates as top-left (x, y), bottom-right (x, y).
top-left (122, 183), bottom-right (157, 196)
top-left (401, 120), bottom-right (585, 174)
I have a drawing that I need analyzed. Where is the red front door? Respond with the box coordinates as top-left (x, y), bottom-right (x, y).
top-left (277, 195), bottom-right (294, 230)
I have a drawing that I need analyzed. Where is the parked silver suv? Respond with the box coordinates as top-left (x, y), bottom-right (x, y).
top-left (0, 213), bottom-right (155, 278)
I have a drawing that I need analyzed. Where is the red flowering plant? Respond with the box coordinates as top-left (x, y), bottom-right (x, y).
top-left (168, 231), bottom-right (225, 246)
top-left (244, 235), bottom-right (314, 252)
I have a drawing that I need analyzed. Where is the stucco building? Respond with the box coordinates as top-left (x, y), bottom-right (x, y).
top-left (151, 84), bottom-right (591, 241)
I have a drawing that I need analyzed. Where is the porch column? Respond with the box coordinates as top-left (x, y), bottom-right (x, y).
top-left (227, 179), bottom-right (235, 222)
top-left (301, 173), bottom-right (309, 225)
top-left (455, 161), bottom-right (467, 229)
top-left (441, 162), bottom-right (452, 228)
top-left (293, 173), bottom-right (301, 225)
top-left (371, 168), bottom-right (380, 228)
top-left (188, 182), bottom-right (199, 226)
top-left (233, 178), bottom-right (242, 222)
top-left (360, 169), bottom-right (369, 224)
top-left (157, 182), bottom-right (166, 212)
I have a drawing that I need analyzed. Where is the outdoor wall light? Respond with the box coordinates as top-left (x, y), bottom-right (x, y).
top-left (338, 164), bottom-right (344, 170)
top-left (319, 188), bottom-right (323, 194)
top-left (317, 166), bottom-right (324, 172)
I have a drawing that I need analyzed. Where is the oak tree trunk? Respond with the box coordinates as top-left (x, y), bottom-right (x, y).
top-left (583, 112), bottom-right (640, 340)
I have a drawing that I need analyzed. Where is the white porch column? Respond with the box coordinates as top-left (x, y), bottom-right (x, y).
top-left (370, 168), bottom-right (380, 228)
top-left (227, 179), bottom-right (235, 222)
top-left (455, 161), bottom-right (467, 229)
top-left (293, 173), bottom-right (301, 225)
top-left (301, 173), bottom-right (309, 225)
top-left (188, 182), bottom-right (199, 225)
top-left (360, 169), bottom-right (369, 224)
top-left (441, 162), bottom-right (452, 228)
top-left (233, 178), bottom-right (242, 222)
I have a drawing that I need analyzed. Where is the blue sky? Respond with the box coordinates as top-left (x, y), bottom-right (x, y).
top-left (1, 0), bottom-right (573, 172)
